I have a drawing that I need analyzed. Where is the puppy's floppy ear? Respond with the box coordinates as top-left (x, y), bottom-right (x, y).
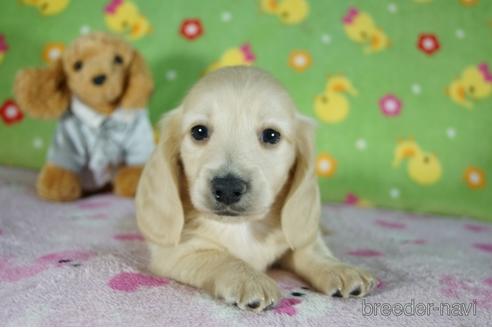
top-left (13, 59), bottom-right (70, 119)
top-left (136, 108), bottom-right (184, 246)
top-left (119, 50), bottom-right (154, 109)
top-left (281, 114), bottom-right (321, 250)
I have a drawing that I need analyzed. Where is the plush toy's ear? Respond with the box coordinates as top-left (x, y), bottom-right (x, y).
top-left (281, 114), bottom-right (321, 250)
top-left (13, 59), bottom-right (70, 119)
top-left (136, 108), bottom-right (184, 246)
top-left (119, 50), bottom-right (154, 109)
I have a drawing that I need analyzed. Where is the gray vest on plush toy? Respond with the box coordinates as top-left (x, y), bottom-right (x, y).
top-left (47, 97), bottom-right (155, 190)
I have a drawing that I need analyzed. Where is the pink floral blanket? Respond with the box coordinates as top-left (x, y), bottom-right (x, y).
top-left (0, 166), bottom-right (491, 326)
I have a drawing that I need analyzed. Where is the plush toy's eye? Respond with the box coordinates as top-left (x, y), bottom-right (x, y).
top-left (73, 60), bottom-right (83, 71)
top-left (191, 125), bottom-right (209, 141)
top-left (114, 54), bottom-right (124, 65)
top-left (260, 128), bottom-right (281, 145)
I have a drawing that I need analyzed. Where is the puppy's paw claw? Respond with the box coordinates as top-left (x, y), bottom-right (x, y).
top-left (350, 287), bottom-right (361, 296)
top-left (331, 289), bottom-right (343, 298)
top-left (247, 300), bottom-right (261, 309)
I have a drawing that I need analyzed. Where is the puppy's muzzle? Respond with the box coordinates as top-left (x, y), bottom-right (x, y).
top-left (211, 174), bottom-right (248, 206)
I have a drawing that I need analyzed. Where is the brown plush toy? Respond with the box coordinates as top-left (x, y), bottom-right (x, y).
top-left (14, 32), bottom-right (155, 201)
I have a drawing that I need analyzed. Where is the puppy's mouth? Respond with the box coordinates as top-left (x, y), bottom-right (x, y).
top-left (212, 204), bottom-right (246, 217)
top-left (209, 204), bottom-right (269, 219)
top-left (214, 210), bottom-right (241, 217)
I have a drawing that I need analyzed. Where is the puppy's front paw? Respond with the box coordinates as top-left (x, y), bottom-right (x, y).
top-left (313, 262), bottom-right (376, 298)
top-left (214, 271), bottom-right (281, 312)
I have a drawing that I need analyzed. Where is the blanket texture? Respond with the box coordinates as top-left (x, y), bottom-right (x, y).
top-left (0, 166), bottom-right (491, 326)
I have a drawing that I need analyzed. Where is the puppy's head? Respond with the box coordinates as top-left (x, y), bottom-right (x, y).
top-left (136, 66), bottom-right (320, 249)
top-left (181, 67), bottom-right (300, 219)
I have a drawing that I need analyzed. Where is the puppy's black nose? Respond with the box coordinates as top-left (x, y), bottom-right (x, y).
top-left (212, 174), bottom-right (248, 205)
top-left (92, 74), bottom-right (106, 86)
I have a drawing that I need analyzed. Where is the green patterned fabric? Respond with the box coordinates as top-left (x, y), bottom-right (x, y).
top-left (0, 0), bottom-right (491, 220)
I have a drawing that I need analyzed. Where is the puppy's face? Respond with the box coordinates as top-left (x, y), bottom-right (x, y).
top-left (179, 68), bottom-right (298, 221)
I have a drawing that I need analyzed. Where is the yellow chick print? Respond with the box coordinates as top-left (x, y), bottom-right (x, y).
top-left (393, 139), bottom-right (442, 186)
top-left (260, 0), bottom-right (309, 25)
top-left (343, 7), bottom-right (389, 54)
top-left (314, 75), bottom-right (357, 124)
top-left (448, 63), bottom-right (492, 110)
top-left (21, 0), bottom-right (69, 15)
top-left (459, 0), bottom-right (479, 6)
top-left (104, 0), bottom-right (151, 40)
top-left (206, 44), bottom-right (256, 73)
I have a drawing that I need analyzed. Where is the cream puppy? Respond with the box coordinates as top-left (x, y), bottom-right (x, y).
top-left (136, 66), bottom-right (375, 312)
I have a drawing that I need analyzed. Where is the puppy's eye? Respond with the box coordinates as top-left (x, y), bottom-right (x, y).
top-left (191, 125), bottom-right (209, 141)
top-left (114, 54), bottom-right (124, 65)
top-left (73, 60), bottom-right (83, 71)
top-left (260, 128), bottom-right (281, 145)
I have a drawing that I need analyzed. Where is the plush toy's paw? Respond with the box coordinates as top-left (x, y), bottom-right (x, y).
top-left (113, 166), bottom-right (143, 197)
top-left (37, 164), bottom-right (81, 201)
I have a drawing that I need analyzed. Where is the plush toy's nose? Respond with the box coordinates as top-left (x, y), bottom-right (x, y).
top-left (92, 74), bottom-right (107, 86)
